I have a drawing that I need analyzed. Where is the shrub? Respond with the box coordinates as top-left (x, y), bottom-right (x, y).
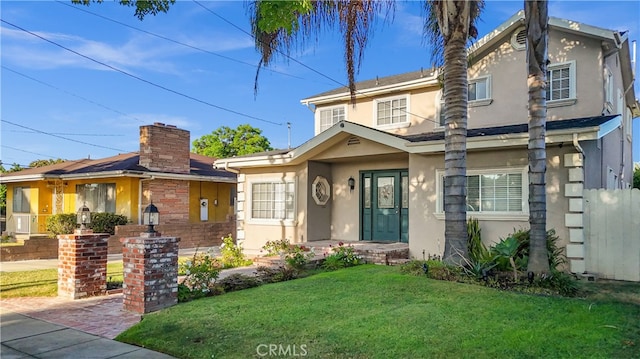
top-left (255, 265), bottom-right (300, 283)
top-left (218, 273), bottom-right (261, 293)
top-left (90, 212), bottom-right (128, 234)
top-left (283, 245), bottom-right (316, 270)
top-left (46, 212), bottom-right (128, 236)
top-left (46, 214), bottom-right (76, 237)
top-left (261, 239), bottom-right (291, 256)
top-left (220, 234), bottom-right (252, 268)
top-left (322, 242), bottom-right (361, 270)
top-left (178, 250), bottom-right (222, 302)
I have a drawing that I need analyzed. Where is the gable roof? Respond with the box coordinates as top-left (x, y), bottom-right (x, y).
top-left (0, 152), bottom-right (236, 183)
top-left (215, 115), bottom-right (621, 169)
top-left (301, 11), bottom-right (633, 105)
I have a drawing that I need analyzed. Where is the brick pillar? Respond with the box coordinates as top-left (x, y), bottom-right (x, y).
top-left (121, 234), bottom-right (180, 314)
top-left (57, 232), bottom-right (110, 299)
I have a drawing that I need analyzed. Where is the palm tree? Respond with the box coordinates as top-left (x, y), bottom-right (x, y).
top-left (250, 0), bottom-right (483, 264)
top-left (524, 0), bottom-right (550, 275)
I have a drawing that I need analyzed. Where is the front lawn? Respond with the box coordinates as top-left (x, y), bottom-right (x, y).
top-left (0, 262), bottom-right (124, 298)
top-left (117, 265), bottom-right (640, 358)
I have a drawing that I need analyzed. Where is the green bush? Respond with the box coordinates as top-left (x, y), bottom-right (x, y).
top-left (46, 214), bottom-right (76, 237)
top-left (220, 234), bottom-right (252, 268)
top-left (90, 212), bottom-right (128, 235)
top-left (178, 251), bottom-right (222, 302)
top-left (400, 259), bottom-right (463, 281)
top-left (261, 239), bottom-right (291, 256)
top-left (46, 212), bottom-right (128, 236)
top-left (218, 273), bottom-right (261, 293)
top-left (322, 242), bottom-right (362, 270)
top-left (255, 265), bottom-right (300, 283)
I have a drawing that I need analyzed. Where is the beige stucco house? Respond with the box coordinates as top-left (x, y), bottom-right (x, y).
top-left (214, 11), bottom-right (638, 273)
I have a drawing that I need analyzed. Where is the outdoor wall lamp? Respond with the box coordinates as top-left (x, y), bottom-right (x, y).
top-left (348, 177), bottom-right (355, 192)
top-left (143, 202), bottom-right (160, 233)
top-left (76, 203), bottom-right (91, 230)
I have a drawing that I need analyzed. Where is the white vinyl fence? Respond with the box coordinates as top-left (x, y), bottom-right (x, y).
top-left (583, 189), bottom-right (640, 282)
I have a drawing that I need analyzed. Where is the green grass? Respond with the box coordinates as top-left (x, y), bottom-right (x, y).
top-left (117, 265), bottom-right (640, 358)
top-left (0, 262), bottom-right (124, 298)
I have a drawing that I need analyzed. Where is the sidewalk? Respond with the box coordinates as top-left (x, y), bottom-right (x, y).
top-left (1, 308), bottom-right (175, 358)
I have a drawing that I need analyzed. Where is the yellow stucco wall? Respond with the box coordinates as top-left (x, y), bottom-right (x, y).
top-left (188, 181), bottom-right (235, 223)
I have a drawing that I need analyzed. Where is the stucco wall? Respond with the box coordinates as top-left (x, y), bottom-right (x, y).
top-left (307, 161), bottom-right (332, 241)
top-left (330, 159), bottom-right (409, 242)
top-left (188, 181), bottom-right (235, 223)
top-left (407, 146), bottom-right (571, 259)
top-left (237, 165), bottom-right (307, 253)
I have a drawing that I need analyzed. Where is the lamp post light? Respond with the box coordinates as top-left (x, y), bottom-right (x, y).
top-left (143, 202), bottom-right (160, 234)
top-left (76, 203), bottom-right (91, 232)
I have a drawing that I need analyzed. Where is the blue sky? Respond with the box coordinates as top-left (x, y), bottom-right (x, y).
top-left (1, 0), bottom-right (639, 168)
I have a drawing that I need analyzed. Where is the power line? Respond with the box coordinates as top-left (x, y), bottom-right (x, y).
top-left (1, 119), bottom-right (129, 152)
top-left (0, 18), bottom-right (283, 127)
top-left (2, 65), bottom-right (145, 124)
top-left (192, 1), bottom-right (440, 126)
top-left (56, 0), bottom-right (306, 81)
top-left (5, 129), bottom-right (124, 137)
top-left (1, 145), bottom-right (58, 160)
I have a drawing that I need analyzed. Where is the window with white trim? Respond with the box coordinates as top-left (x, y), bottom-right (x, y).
top-left (604, 67), bottom-right (613, 110)
top-left (318, 106), bottom-right (345, 132)
top-left (468, 76), bottom-right (490, 102)
top-left (76, 183), bottom-right (116, 213)
top-left (251, 181), bottom-right (295, 220)
top-left (437, 168), bottom-right (526, 215)
top-left (435, 90), bottom-right (445, 128)
top-left (546, 61), bottom-right (576, 103)
top-left (12, 186), bottom-right (31, 213)
top-left (375, 96), bottom-right (408, 126)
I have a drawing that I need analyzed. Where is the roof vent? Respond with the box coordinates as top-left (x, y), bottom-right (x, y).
top-left (347, 136), bottom-right (360, 146)
top-left (511, 27), bottom-right (526, 51)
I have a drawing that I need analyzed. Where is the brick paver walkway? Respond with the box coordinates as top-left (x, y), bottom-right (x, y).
top-left (0, 293), bottom-right (141, 339)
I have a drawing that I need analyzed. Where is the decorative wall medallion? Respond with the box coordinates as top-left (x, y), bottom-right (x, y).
top-left (312, 176), bottom-right (331, 206)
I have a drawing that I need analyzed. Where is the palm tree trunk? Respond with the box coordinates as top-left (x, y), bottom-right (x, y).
top-left (440, 1), bottom-right (471, 265)
top-left (525, 0), bottom-right (550, 275)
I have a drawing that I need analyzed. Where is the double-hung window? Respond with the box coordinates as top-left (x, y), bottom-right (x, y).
top-left (12, 186), bottom-right (31, 213)
top-left (251, 181), bottom-right (295, 221)
top-left (546, 61), bottom-right (576, 105)
top-left (468, 76), bottom-right (491, 105)
top-left (604, 67), bottom-right (613, 112)
top-left (76, 183), bottom-right (116, 213)
top-left (318, 106), bottom-right (345, 132)
top-left (437, 168), bottom-right (527, 219)
top-left (375, 95), bottom-right (408, 128)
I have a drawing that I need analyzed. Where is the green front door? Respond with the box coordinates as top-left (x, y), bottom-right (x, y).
top-left (361, 170), bottom-right (408, 242)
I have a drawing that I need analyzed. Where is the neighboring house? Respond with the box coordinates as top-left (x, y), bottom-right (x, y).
top-left (1, 123), bottom-right (236, 240)
top-left (215, 12), bottom-right (638, 273)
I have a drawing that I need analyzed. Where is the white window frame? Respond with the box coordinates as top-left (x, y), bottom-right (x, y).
top-left (373, 94), bottom-right (410, 130)
top-left (247, 176), bottom-right (297, 226)
top-left (625, 108), bottom-right (632, 139)
top-left (468, 75), bottom-right (492, 107)
top-left (510, 27), bottom-right (526, 51)
top-left (317, 105), bottom-right (346, 133)
top-left (434, 90), bottom-right (445, 130)
top-left (435, 167), bottom-right (528, 221)
top-left (604, 67), bottom-right (614, 113)
top-left (547, 60), bottom-right (577, 107)
top-left (12, 186), bottom-right (31, 213)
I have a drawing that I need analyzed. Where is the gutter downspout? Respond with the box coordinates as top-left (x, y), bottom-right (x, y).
top-left (138, 177), bottom-right (153, 225)
top-left (572, 133), bottom-right (586, 159)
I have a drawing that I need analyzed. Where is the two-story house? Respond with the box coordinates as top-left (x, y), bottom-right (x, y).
top-left (214, 11), bottom-right (637, 273)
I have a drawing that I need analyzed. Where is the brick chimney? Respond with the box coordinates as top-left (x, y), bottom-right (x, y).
top-left (139, 123), bottom-right (190, 174)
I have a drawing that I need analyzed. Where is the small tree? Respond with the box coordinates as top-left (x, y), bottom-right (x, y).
top-left (633, 163), bottom-right (640, 189)
top-left (192, 124), bottom-right (273, 158)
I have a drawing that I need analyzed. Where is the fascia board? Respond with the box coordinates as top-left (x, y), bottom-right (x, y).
top-left (300, 75), bottom-right (439, 105)
top-left (597, 115), bottom-right (622, 138)
top-left (0, 174), bottom-right (46, 183)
